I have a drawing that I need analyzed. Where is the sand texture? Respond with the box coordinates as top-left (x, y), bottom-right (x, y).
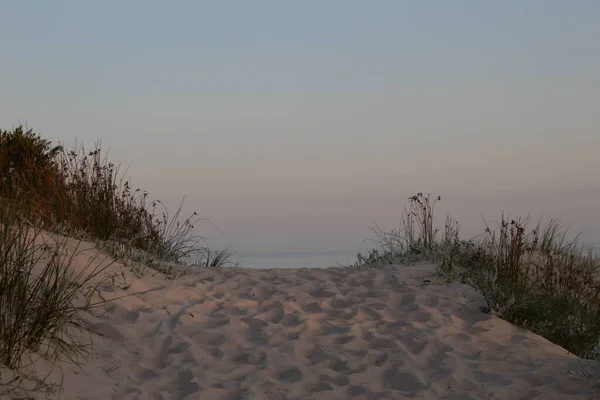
top-left (9, 239), bottom-right (600, 399)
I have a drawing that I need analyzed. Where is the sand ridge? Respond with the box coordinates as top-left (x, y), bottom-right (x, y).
top-left (16, 242), bottom-right (600, 399)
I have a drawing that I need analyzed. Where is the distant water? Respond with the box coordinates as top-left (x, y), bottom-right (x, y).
top-left (232, 241), bottom-right (600, 269)
top-left (235, 250), bottom-right (360, 269)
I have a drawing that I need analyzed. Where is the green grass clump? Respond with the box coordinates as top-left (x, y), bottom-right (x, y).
top-left (358, 192), bottom-right (600, 360)
top-left (0, 196), bottom-right (115, 397)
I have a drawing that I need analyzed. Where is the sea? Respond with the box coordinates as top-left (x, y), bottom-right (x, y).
top-left (234, 250), bottom-right (362, 269)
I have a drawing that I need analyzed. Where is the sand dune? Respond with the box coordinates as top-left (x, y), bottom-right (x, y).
top-left (12, 240), bottom-right (600, 399)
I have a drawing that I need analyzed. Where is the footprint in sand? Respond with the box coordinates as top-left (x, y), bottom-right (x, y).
top-left (368, 336), bottom-right (398, 350)
top-left (401, 334), bottom-right (428, 355)
top-left (365, 350), bottom-right (388, 366)
top-left (348, 385), bottom-right (367, 396)
top-left (321, 325), bottom-right (351, 335)
top-left (382, 367), bottom-right (426, 392)
top-left (331, 297), bottom-right (355, 309)
top-left (472, 370), bottom-right (513, 387)
top-left (281, 312), bottom-right (303, 327)
top-left (241, 317), bottom-right (269, 330)
top-left (410, 309), bottom-right (432, 323)
top-left (273, 366), bottom-right (304, 383)
top-left (310, 288), bottom-right (337, 298)
top-left (256, 302), bottom-right (284, 323)
top-left (301, 301), bottom-right (323, 313)
top-left (305, 381), bottom-right (333, 393)
top-left (333, 335), bottom-right (355, 345)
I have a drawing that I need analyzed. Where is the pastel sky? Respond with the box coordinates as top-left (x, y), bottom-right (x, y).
top-left (2, 1), bottom-right (600, 253)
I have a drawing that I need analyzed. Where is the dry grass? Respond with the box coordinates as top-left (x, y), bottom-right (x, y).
top-left (1, 125), bottom-right (233, 396)
top-left (0, 196), bottom-right (114, 397)
top-left (190, 245), bottom-right (239, 268)
top-left (1, 126), bottom-right (230, 267)
top-left (358, 192), bottom-right (600, 360)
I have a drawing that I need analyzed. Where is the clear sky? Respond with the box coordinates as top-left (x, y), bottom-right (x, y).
top-left (2, 1), bottom-right (600, 253)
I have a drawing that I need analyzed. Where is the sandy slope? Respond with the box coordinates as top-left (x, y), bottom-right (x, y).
top-left (9, 239), bottom-right (600, 400)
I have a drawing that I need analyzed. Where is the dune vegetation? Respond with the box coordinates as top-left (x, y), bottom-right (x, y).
top-left (0, 126), bottom-right (234, 396)
top-left (356, 193), bottom-right (600, 361)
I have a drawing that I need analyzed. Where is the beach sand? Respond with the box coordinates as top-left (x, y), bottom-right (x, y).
top-left (7, 237), bottom-right (600, 400)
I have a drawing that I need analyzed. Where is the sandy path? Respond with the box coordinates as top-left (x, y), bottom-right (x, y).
top-left (12, 243), bottom-right (600, 399)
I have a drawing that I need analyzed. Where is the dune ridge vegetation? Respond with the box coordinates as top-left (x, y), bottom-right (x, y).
top-left (356, 192), bottom-right (600, 361)
top-left (0, 125), bottom-right (234, 397)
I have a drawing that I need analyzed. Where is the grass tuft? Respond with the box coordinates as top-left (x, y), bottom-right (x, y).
top-left (191, 245), bottom-right (238, 268)
top-left (0, 197), bottom-right (114, 369)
